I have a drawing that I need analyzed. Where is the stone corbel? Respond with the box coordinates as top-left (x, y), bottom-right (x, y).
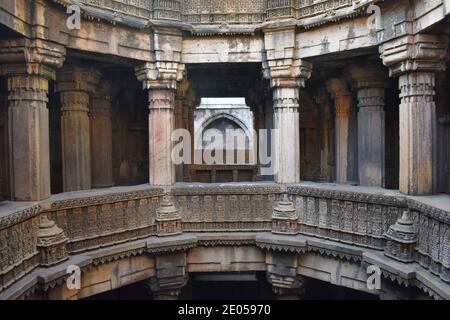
top-left (0, 38), bottom-right (66, 80)
top-left (266, 251), bottom-right (305, 299)
top-left (379, 34), bottom-right (448, 76)
top-left (148, 252), bottom-right (188, 300)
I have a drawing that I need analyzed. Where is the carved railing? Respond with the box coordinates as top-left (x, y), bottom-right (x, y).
top-left (0, 187), bottom-right (164, 291)
top-left (0, 182), bottom-right (448, 293)
top-left (67, 0), bottom-right (364, 25)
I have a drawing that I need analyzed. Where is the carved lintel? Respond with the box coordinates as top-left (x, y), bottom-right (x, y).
top-left (379, 34), bottom-right (448, 77)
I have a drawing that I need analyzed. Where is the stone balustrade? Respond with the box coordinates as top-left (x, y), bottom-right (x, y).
top-left (64, 0), bottom-right (366, 25)
top-left (0, 182), bottom-right (448, 294)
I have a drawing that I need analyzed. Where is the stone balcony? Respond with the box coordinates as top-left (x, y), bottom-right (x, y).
top-left (0, 182), bottom-right (448, 299)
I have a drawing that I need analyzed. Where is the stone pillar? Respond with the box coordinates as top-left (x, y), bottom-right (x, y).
top-left (135, 60), bottom-right (185, 186)
top-left (90, 81), bottom-right (113, 188)
top-left (326, 79), bottom-right (353, 184)
top-left (0, 39), bottom-right (65, 201)
top-left (314, 88), bottom-right (332, 182)
top-left (350, 65), bottom-right (387, 187)
top-left (263, 27), bottom-right (312, 183)
top-left (7, 73), bottom-right (52, 201)
top-left (272, 86), bottom-right (301, 183)
top-left (150, 88), bottom-right (175, 185)
top-left (56, 67), bottom-right (101, 192)
top-left (380, 34), bottom-right (448, 195)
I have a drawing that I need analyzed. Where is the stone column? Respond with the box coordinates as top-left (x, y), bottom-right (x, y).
top-left (0, 39), bottom-right (65, 200)
top-left (135, 62), bottom-right (185, 186)
top-left (7, 73), bottom-right (52, 201)
top-left (56, 67), bottom-right (101, 192)
top-left (90, 81), bottom-right (113, 188)
top-left (272, 85), bottom-right (301, 183)
top-left (326, 79), bottom-right (353, 184)
top-left (263, 27), bottom-right (312, 183)
top-left (314, 88), bottom-right (332, 182)
top-left (380, 34), bottom-right (448, 195)
top-left (350, 65), bottom-right (387, 187)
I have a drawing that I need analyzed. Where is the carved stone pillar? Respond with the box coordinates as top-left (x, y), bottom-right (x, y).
top-left (314, 89), bottom-right (332, 182)
top-left (0, 39), bottom-right (65, 201)
top-left (135, 28), bottom-right (184, 186)
top-left (326, 79), bottom-right (354, 184)
top-left (56, 67), bottom-right (101, 192)
top-left (350, 65), bottom-right (387, 187)
top-left (8, 74), bottom-right (53, 200)
top-left (90, 81), bottom-right (113, 188)
top-left (263, 27), bottom-right (312, 183)
top-left (380, 34), bottom-right (448, 195)
top-left (149, 252), bottom-right (188, 300)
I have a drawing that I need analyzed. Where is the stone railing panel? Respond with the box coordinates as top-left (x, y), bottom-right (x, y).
top-left (288, 186), bottom-right (401, 249)
top-left (171, 184), bottom-right (283, 231)
top-left (48, 188), bottom-right (164, 253)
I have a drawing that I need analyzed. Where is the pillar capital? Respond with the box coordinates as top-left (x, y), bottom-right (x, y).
top-left (135, 61), bottom-right (185, 90)
top-left (348, 64), bottom-right (389, 90)
top-left (262, 26), bottom-right (312, 89)
top-left (379, 34), bottom-right (448, 77)
top-left (56, 67), bottom-right (102, 94)
top-left (263, 58), bottom-right (313, 89)
top-left (326, 78), bottom-right (350, 97)
top-left (326, 78), bottom-right (352, 114)
top-left (0, 38), bottom-right (66, 80)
